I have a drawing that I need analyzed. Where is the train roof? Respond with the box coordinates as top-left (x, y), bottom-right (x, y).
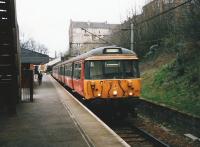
top-left (57, 46), bottom-right (137, 66)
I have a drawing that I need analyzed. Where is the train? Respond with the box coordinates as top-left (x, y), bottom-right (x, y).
top-left (52, 46), bottom-right (141, 118)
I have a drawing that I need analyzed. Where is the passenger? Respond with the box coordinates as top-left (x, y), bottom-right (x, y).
top-left (38, 72), bottom-right (43, 85)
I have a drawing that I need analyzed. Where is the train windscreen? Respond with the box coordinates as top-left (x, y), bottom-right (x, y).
top-left (85, 60), bottom-right (140, 79)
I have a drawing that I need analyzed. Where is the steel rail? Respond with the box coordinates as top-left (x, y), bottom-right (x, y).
top-left (132, 126), bottom-right (170, 147)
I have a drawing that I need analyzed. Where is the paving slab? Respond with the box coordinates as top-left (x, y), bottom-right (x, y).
top-left (0, 75), bottom-right (129, 147)
top-left (0, 75), bottom-right (89, 147)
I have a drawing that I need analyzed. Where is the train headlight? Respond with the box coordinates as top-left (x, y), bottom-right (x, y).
top-left (113, 90), bottom-right (118, 96)
top-left (129, 92), bottom-right (133, 96)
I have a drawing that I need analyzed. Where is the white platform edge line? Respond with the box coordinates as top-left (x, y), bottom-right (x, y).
top-left (49, 76), bottom-right (95, 147)
top-left (61, 98), bottom-right (94, 147)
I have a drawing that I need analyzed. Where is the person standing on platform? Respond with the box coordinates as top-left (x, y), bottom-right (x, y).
top-left (38, 71), bottom-right (43, 85)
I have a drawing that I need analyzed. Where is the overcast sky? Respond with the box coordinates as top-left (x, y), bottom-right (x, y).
top-left (16, 0), bottom-right (147, 57)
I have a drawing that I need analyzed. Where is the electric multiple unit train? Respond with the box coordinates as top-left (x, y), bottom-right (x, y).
top-left (52, 46), bottom-right (141, 117)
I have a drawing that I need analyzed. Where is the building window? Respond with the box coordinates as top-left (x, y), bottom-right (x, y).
top-left (84, 33), bottom-right (89, 36)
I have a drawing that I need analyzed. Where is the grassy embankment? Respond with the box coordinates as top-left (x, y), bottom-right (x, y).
top-left (141, 42), bottom-right (200, 117)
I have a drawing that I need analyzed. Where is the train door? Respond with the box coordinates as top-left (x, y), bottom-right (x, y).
top-left (56, 67), bottom-right (59, 79)
top-left (64, 63), bottom-right (73, 88)
top-left (58, 66), bottom-right (62, 81)
top-left (61, 65), bottom-right (65, 84)
top-left (72, 61), bottom-right (84, 96)
top-left (64, 64), bottom-right (68, 86)
top-left (69, 63), bottom-right (73, 88)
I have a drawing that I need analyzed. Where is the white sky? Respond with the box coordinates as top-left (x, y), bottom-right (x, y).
top-left (16, 0), bottom-right (146, 57)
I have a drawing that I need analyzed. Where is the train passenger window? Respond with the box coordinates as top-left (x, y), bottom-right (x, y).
top-left (69, 65), bottom-right (72, 76)
top-left (62, 66), bottom-right (65, 75)
top-left (59, 67), bottom-right (62, 75)
top-left (73, 63), bottom-right (81, 79)
top-left (65, 64), bottom-right (72, 76)
top-left (65, 65), bottom-right (68, 76)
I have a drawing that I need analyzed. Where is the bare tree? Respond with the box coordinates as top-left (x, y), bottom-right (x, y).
top-left (20, 37), bottom-right (49, 55)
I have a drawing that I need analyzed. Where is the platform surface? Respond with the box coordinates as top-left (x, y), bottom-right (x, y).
top-left (0, 75), bottom-right (128, 147)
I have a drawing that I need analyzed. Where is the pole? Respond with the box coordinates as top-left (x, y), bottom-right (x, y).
top-left (30, 70), bottom-right (33, 102)
top-left (131, 23), bottom-right (134, 51)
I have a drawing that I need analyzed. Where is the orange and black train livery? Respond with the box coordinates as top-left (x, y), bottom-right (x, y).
top-left (52, 46), bottom-right (141, 117)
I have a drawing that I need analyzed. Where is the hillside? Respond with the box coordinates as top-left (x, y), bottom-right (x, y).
top-left (108, 0), bottom-right (200, 116)
top-left (141, 42), bottom-right (200, 116)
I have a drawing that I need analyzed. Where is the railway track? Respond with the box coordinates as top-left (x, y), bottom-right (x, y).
top-left (105, 120), bottom-right (170, 147)
top-left (137, 98), bottom-right (200, 136)
top-left (55, 78), bottom-right (200, 146)
top-left (63, 84), bottom-right (170, 147)
top-left (66, 88), bottom-right (169, 147)
top-left (55, 80), bottom-right (170, 146)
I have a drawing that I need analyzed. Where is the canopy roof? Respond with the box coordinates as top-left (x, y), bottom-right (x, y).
top-left (21, 48), bottom-right (49, 65)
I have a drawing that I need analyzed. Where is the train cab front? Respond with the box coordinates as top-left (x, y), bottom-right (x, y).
top-left (84, 59), bottom-right (141, 101)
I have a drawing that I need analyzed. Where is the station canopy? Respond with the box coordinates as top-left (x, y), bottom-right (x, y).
top-left (21, 48), bottom-right (49, 65)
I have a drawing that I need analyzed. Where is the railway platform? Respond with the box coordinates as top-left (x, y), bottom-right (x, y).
top-left (0, 75), bottom-right (128, 147)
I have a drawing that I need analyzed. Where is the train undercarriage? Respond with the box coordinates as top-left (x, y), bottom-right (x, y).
top-left (84, 97), bottom-right (139, 120)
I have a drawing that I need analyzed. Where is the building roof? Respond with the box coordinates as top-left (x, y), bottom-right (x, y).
top-left (71, 21), bottom-right (119, 29)
top-left (21, 48), bottom-right (49, 65)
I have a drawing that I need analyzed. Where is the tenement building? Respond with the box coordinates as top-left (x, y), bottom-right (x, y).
top-left (69, 20), bottom-right (119, 56)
